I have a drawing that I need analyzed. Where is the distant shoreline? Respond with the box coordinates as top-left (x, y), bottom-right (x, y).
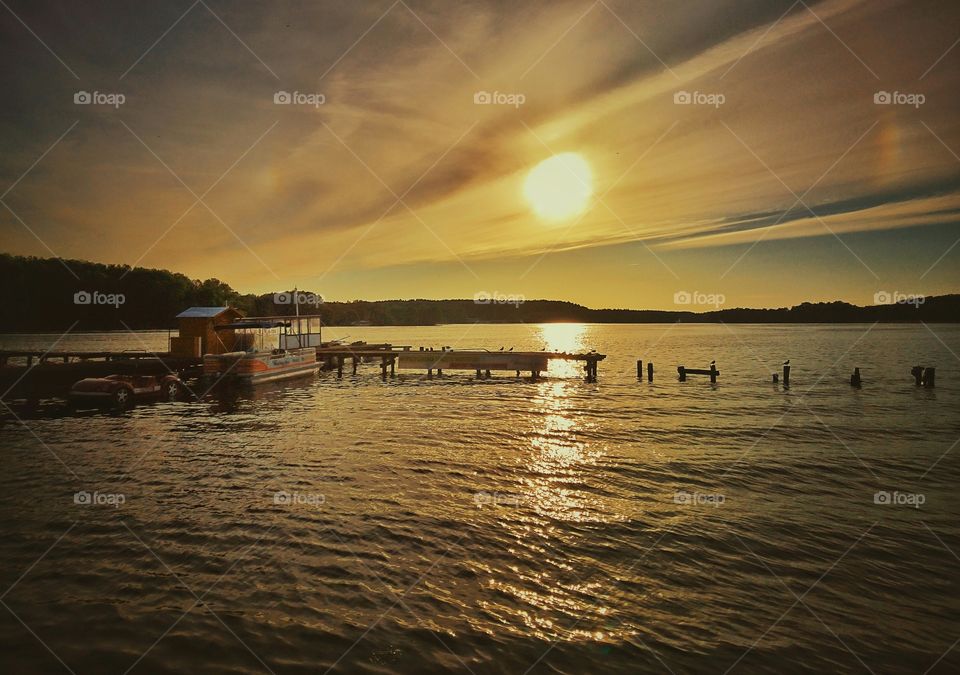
top-left (2, 253), bottom-right (958, 330)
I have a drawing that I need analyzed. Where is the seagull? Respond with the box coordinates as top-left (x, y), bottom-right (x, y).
top-left (508, 347), bottom-right (514, 351)
top-left (710, 360), bottom-right (716, 366)
top-left (499, 347), bottom-right (504, 351)
top-left (783, 359), bottom-right (790, 365)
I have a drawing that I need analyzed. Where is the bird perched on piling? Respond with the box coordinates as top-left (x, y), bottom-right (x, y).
top-left (783, 359), bottom-right (790, 365)
top-left (710, 360), bottom-right (716, 365)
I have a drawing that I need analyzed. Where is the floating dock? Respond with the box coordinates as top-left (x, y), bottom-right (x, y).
top-left (0, 345), bottom-right (606, 401)
top-left (315, 345), bottom-right (605, 380)
top-left (0, 350), bottom-right (203, 400)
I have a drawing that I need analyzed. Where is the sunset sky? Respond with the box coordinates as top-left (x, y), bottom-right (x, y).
top-left (1, 0), bottom-right (959, 309)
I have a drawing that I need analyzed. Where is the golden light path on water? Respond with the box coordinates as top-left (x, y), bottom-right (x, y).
top-left (478, 323), bottom-right (633, 643)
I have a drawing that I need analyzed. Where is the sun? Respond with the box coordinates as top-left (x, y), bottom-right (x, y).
top-left (523, 153), bottom-right (593, 221)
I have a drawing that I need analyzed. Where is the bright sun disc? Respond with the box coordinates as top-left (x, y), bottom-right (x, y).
top-left (523, 152), bottom-right (593, 221)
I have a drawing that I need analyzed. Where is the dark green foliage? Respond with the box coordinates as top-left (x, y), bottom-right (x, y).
top-left (0, 254), bottom-right (956, 332)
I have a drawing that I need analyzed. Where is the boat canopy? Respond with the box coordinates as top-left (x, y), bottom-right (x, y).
top-left (215, 320), bottom-right (290, 331)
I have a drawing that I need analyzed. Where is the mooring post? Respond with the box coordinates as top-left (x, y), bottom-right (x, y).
top-left (851, 367), bottom-right (861, 388)
top-left (637, 360), bottom-right (642, 379)
top-left (911, 365), bottom-right (924, 386)
top-left (647, 362), bottom-right (653, 382)
top-left (923, 367), bottom-right (936, 388)
top-left (710, 363), bottom-right (718, 384)
top-left (677, 365), bottom-right (686, 382)
top-left (783, 364), bottom-right (790, 387)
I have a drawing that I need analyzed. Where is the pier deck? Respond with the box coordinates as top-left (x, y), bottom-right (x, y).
top-left (315, 346), bottom-right (606, 380)
top-left (0, 350), bottom-right (202, 400)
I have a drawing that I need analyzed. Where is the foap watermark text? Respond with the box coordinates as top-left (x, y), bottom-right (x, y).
top-left (674, 290), bottom-right (725, 308)
top-left (74, 290), bottom-right (125, 308)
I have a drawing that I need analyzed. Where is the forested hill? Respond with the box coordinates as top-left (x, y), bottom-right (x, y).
top-left (1, 254), bottom-right (957, 331)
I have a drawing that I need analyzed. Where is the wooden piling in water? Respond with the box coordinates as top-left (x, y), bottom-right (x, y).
top-left (677, 365), bottom-right (686, 382)
top-left (637, 360), bottom-right (642, 379)
top-left (923, 367), bottom-right (936, 388)
top-left (782, 364), bottom-right (790, 387)
top-left (851, 367), bottom-right (861, 388)
top-left (710, 363), bottom-right (718, 384)
top-left (647, 362), bottom-right (653, 382)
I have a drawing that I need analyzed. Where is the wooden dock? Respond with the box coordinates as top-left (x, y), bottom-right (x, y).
top-left (1, 344), bottom-right (606, 401)
top-left (0, 350), bottom-right (202, 400)
top-left (315, 345), bottom-right (606, 381)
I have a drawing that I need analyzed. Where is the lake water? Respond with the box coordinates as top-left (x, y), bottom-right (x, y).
top-left (1, 323), bottom-right (958, 674)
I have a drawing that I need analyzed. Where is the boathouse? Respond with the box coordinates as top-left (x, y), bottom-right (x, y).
top-left (171, 307), bottom-right (243, 357)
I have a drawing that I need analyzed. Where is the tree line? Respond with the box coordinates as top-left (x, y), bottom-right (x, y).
top-left (1, 254), bottom-right (957, 332)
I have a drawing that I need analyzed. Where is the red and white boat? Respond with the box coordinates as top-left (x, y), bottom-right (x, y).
top-left (203, 318), bottom-right (320, 385)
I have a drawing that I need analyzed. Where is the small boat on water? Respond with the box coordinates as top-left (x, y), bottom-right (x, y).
top-left (203, 318), bottom-right (320, 385)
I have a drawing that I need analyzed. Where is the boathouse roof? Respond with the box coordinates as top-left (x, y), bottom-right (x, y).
top-left (176, 307), bottom-right (235, 318)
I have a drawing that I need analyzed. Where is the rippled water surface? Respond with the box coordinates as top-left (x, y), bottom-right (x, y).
top-left (1, 323), bottom-right (958, 674)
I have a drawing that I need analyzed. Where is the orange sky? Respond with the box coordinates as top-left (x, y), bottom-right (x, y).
top-left (1, 0), bottom-right (959, 309)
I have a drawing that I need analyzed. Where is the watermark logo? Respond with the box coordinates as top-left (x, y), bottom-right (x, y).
top-left (674, 490), bottom-right (725, 507)
top-left (274, 291), bottom-right (324, 306)
top-left (74, 290), bottom-right (125, 308)
top-left (274, 90), bottom-right (326, 108)
top-left (673, 290), bottom-right (725, 308)
top-left (673, 90), bottom-right (725, 108)
top-left (473, 291), bottom-right (525, 308)
top-left (273, 490), bottom-right (325, 507)
top-left (873, 490), bottom-right (925, 509)
top-left (74, 90), bottom-right (126, 108)
top-left (873, 291), bottom-right (925, 307)
top-left (473, 90), bottom-right (526, 108)
top-left (74, 490), bottom-right (125, 508)
top-left (873, 91), bottom-right (924, 108)
top-left (474, 491), bottom-right (522, 507)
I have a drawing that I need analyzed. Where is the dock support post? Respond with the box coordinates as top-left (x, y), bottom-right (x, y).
top-left (485, 369), bottom-right (491, 379)
top-left (911, 366), bottom-right (924, 386)
top-left (390, 358), bottom-right (395, 377)
top-left (337, 356), bottom-right (344, 377)
top-left (515, 370), bottom-right (520, 378)
top-left (427, 368), bottom-right (433, 379)
top-left (476, 369), bottom-right (482, 378)
top-left (923, 367), bottom-right (936, 388)
top-left (851, 367), bottom-right (861, 388)
top-left (437, 368), bottom-right (442, 377)
top-left (647, 362), bottom-right (653, 382)
top-left (710, 363), bottom-right (718, 384)
top-left (782, 364), bottom-right (790, 387)
top-left (678, 365), bottom-right (686, 382)
top-left (352, 357), bottom-right (358, 375)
